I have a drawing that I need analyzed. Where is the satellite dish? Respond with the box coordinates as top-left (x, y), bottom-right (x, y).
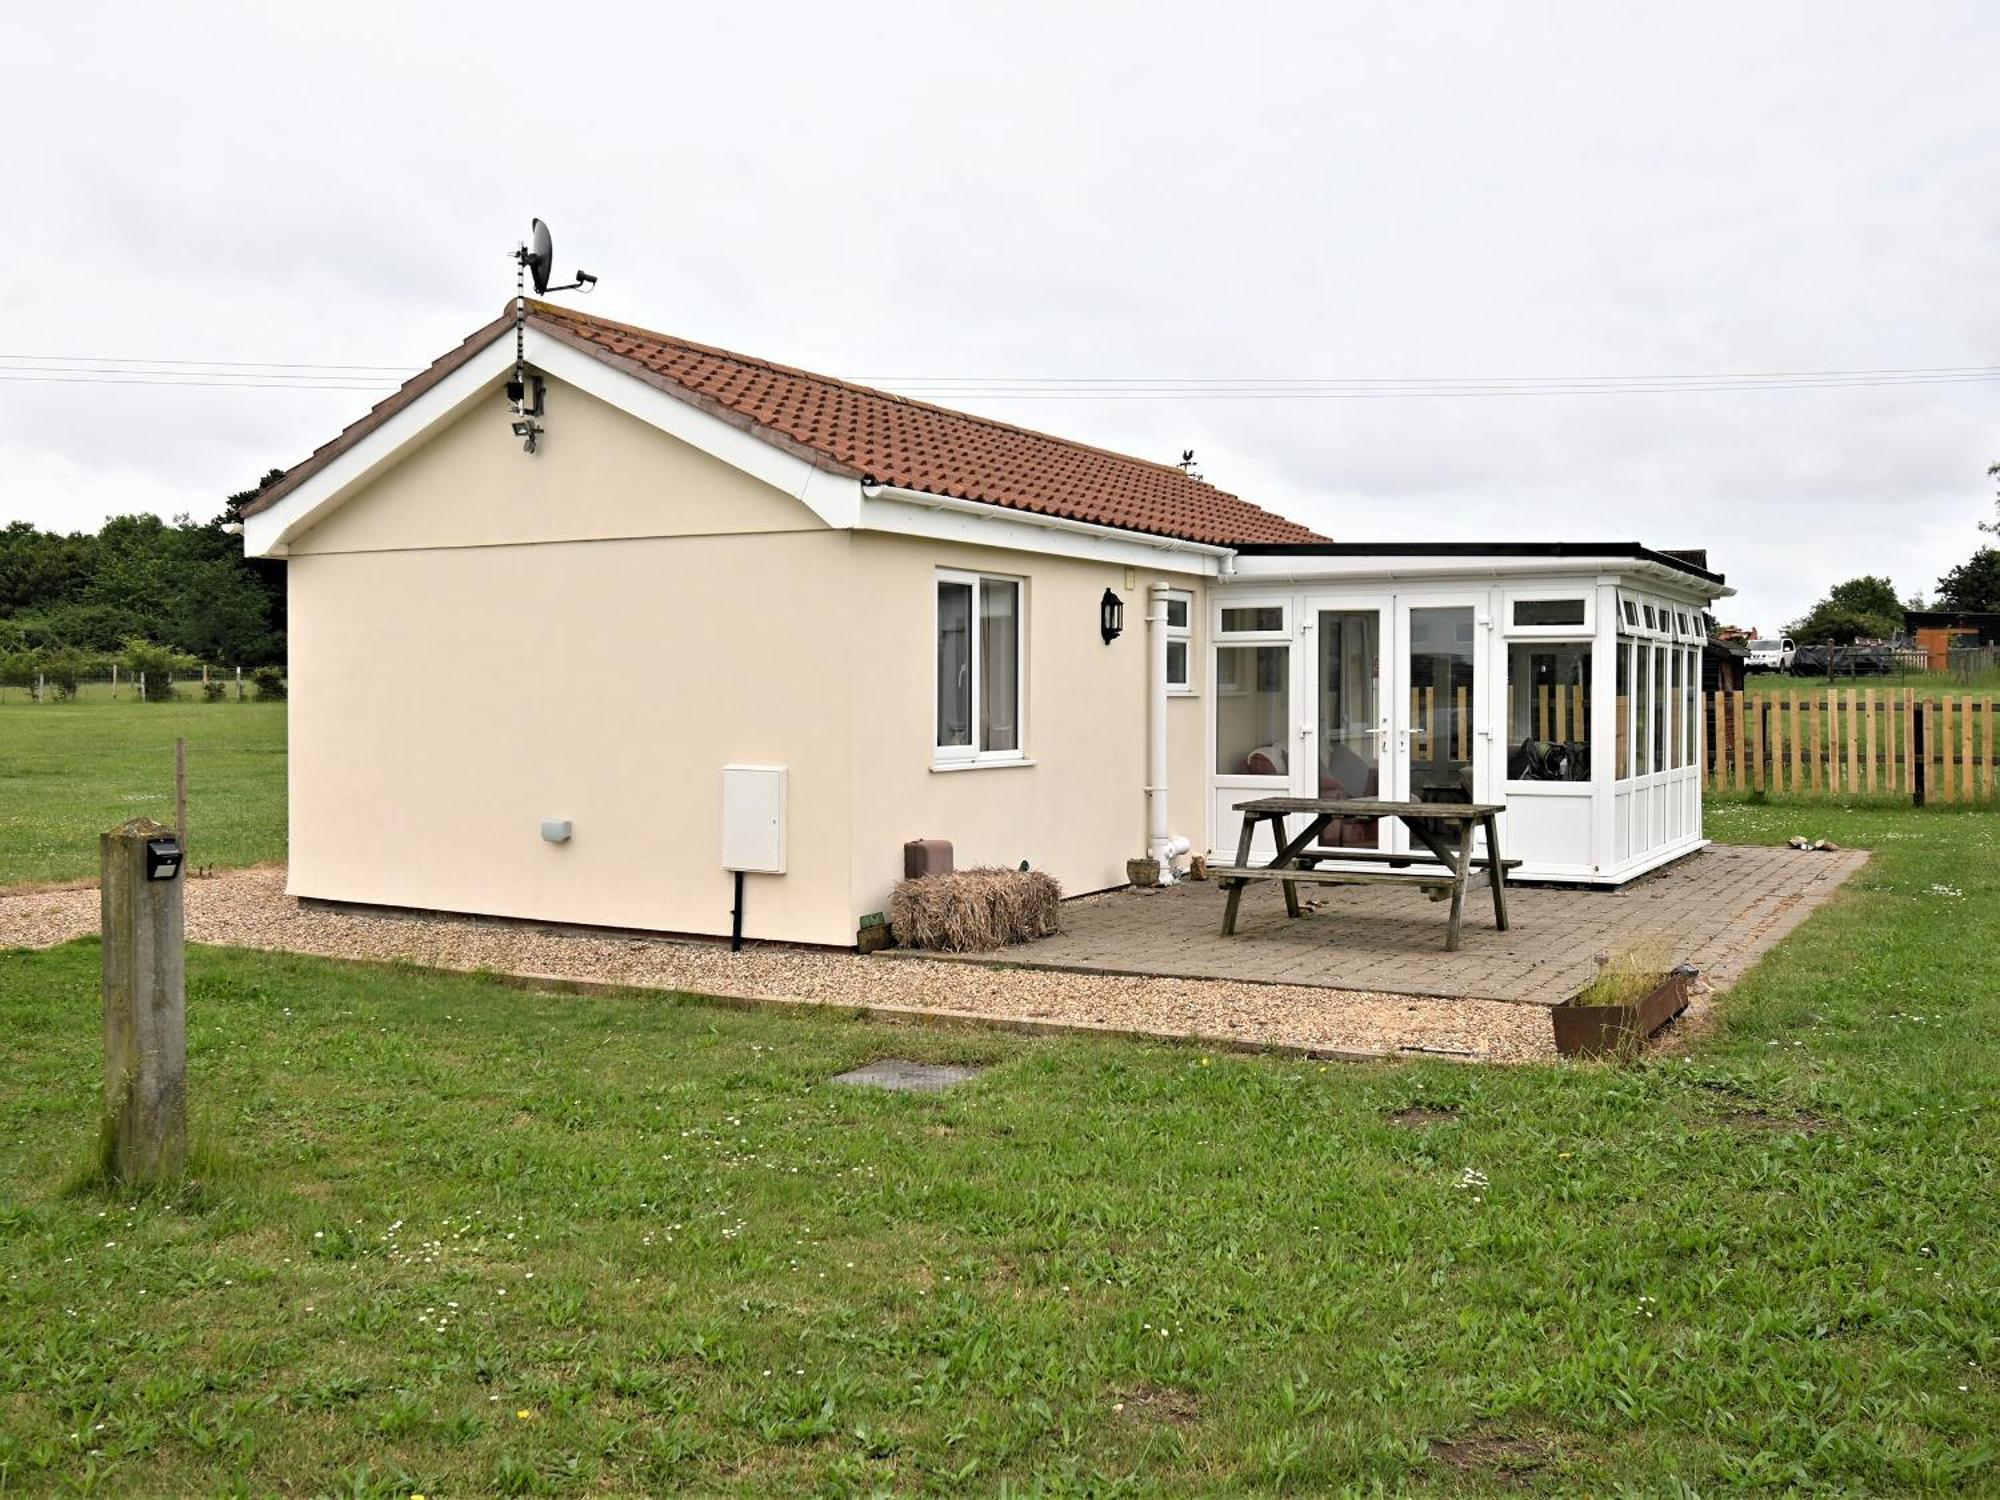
top-left (514, 218), bottom-right (595, 297)
top-left (525, 218), bottom-right (554, 295)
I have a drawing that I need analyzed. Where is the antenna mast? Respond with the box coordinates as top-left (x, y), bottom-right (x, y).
top-left (506, 218), bottom-right (598, 454)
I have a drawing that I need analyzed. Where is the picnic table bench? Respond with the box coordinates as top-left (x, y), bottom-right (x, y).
top-left (1210, 797), bottom-right (1512, 952)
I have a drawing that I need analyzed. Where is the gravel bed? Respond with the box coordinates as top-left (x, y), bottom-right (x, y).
top-left (0, 868), bottom-right (1559, 1063)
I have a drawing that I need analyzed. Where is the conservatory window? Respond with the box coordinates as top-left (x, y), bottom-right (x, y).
top-left (1216, 644), bottom-right (1289, 776)
top-left (1511, 597), bottom-right (1588, 629)
top-left (1506, 642), bottom-right (1592, 782)
top-left (1651, 643), bottom-right (1667, 773)
top-left (1633, 639), bottom-right (1652, 776)
top-left (1617, 636), bottom-right (1632, 779)
top-left (1684, 645), bottom-right (1699, 767)
top-left (1219, 604), bottom-right (1285, 634)
top-left (1668, 647), bottom-right (1684, 769)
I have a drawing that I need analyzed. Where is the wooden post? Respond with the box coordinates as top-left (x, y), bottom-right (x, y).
top-left (111, 663), bottom-right (119, 699)
top-left (35, 670), bottom-right (44, 704)
top-left (174, 738), bottom-right (188, 852)
top-left (1976, 704), bottom-right (1992, 812)
top-left (1938, 698), bottom-right (1954, 804)
top-left (1960, 695), bottom-right (1973, 804)
top-left (1809, 694), bottom-right (1822, 792)
top-left (1901, 689), bottom-right (1914, 794)
top-left (1845, 689), bottom-right (1859, 792)
top-left (236, 665), bottom-right (244, 702)
top-left (100, 819), bottom-right (186, 1184)
top-left (138, 671), bottom-right (146, 702)
top-left (1751, 698), bottom-right (1764, 793)
top-left (1800, 692), bottom-right (1816, 800)
top-left (1865, 689), bottom-right (1877, 794)
top-left (1730, 690), bottom-right (1746, 792)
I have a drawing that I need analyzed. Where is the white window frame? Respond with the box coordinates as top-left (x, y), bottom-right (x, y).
top-left (1503, 589), bottom-right (1595, 638)
top-left (1215, 597), bottom-right (1290, 640)
top-left (1164, 588), bottom-right (1194, 695)
top-left (1502, 635), bottom-right (1596, 791)
top-left (933, 569), bottom-right (1028, 768)
top-left (1619, 590), bottom-right (1669, 641)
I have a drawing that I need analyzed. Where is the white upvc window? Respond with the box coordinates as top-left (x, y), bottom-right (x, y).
top-left (1504, 590), bottom-right (1594, 637)
top-left (1164, 589), bottom-right (1194, 694)
top-left (1215, 598), bottom-right (1289, 639)
top-left (934, 570), bottom-right (1026, 765)
top-left (1619, 590), bottom-right (1669, 640)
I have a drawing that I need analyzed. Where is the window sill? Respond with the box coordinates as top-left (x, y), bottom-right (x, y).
top-left (1166, 686), bottom-right (1197, 698)
top-left (930, 756), bottom-right (1037, 773)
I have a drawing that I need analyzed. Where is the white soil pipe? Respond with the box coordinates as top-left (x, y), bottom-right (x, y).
top-left (1145, 583), bottom-right (1177, 880)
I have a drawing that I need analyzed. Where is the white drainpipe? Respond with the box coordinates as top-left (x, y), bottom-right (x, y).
top-left (1145, 583), bottom-right (1189, 881)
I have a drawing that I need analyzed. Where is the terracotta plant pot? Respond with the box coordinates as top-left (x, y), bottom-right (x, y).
top-left (1551, 967), bottom-right (1694, 1058)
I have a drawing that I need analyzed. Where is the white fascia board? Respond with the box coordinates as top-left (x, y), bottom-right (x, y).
top-left (859, 485), bottom-right (1226, 577)
top-left (1224, 552), bottom-right (1728, 599)
top-left (242, 337), bottom-right (517, 556)
top-left (522, 332), bottom-right (862, 528)
top-left (242, 325), bottom-right (863, 558)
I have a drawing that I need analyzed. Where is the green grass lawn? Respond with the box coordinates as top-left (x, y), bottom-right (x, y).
top-left (3, 802), bottom-right (1995, 1495)
top-left (0, 700), bottom-right (286, 888)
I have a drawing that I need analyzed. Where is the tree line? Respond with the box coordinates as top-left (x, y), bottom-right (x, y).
top-left (1786, 479), bottom-right (2000, 644)
top-left (0, 471), bottom-right (286, 689)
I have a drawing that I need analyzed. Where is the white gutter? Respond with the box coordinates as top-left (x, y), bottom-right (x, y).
top-left (1225, 554), bottom-right (1731, 598)
top-left (860, 483), bottom-right (1239, 563)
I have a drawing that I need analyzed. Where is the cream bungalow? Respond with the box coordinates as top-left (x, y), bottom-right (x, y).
top-left (243, 302), bottom-right (1730, 947)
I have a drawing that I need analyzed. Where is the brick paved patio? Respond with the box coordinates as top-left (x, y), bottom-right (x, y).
top-left (906, 845), bottom-right (1869, 1004)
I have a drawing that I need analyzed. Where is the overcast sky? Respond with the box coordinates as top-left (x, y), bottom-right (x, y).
top-left (6, 2), bottom-right (1996, 631)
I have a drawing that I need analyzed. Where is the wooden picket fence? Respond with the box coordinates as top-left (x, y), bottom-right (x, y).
top-left (1705, 688), bottom-right (1998, 804)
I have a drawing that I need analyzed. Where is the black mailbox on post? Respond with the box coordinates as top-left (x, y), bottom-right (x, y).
top-left (145, 836), bottom-right (183, 882)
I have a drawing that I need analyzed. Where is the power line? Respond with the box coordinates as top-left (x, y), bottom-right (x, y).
top-left (858, 362), bottom-right (2000, 385)
top-left (3, 352), bottom-right (1995, 399)
top-left (0, 373), bottom-right (397, 391)
top-left (861, 364), bottom-right (2000, 399)
top-left (871, 372), bottom-right (2000, 400)
top-left (0, 353), bottom-right (420, 374)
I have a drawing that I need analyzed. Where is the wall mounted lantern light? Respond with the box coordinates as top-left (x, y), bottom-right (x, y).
top-left (1100, 588), bottom-right (1124, 644)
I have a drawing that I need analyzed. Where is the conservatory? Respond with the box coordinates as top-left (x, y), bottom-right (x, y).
top-left (1205, 543), bottom-right (1731, 884)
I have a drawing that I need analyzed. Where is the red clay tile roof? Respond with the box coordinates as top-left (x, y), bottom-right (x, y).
top-left (249, 302), bottom-right (1328, 548)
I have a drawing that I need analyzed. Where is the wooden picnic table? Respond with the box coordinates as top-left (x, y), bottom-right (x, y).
top-left (1212, 797), bottom-right (1512, 952)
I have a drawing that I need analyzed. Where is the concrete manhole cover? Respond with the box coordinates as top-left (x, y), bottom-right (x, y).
top-left (831, 1059), bottom-right (981, 1092)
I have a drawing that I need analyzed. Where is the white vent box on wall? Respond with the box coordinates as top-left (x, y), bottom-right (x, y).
top-left (720, 765), bottom-right (787, 874)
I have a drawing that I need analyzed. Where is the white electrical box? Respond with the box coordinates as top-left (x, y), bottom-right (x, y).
top-left (720, 765), bottom-right (787, 874)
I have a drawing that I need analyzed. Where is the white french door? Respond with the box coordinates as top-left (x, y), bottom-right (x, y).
top-left (1208, 590), bottom-right (1492, 863)
top-left (1302, 597), bottom-right (1392, 850)
top-left (1389, 594), bottom-right (1489, 858)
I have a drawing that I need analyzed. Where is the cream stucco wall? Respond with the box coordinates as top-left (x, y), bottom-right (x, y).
top-left (282, 373), bottom-right (1210, 945)
top-left (288, 377), bottom-right (814, 555)
top-left (844, 532), bottom-right (1206, 923)
top-left (285, 380), bottom-right (861, 946)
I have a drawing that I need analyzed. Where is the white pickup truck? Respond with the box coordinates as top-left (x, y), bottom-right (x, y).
top-left (1746, 637), bottom-right (1797, 673)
